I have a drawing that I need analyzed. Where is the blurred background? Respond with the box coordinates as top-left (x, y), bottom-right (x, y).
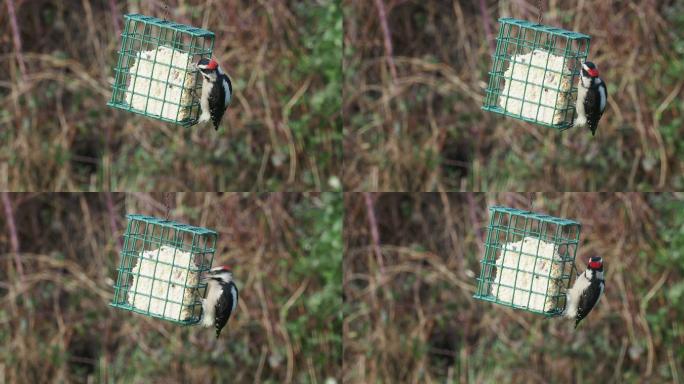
top-left (0, 0), bottom-right (342, 191)
top-left (0, 192), bottom-right (342, 382)
top-left (344, 192), bottom-right (684, 382)
top-left (343, 0), bottom-right (684, 191)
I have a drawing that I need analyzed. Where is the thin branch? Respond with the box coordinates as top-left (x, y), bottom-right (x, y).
top-left (105, 192), bottom-right (121, 252)
top-left (6, 0), bottom-right (27, 77)
top-left (1, 192), bottom-right (23, 278)
top-left (130, 192), bottom-right (166, 213)
top-left (467, 192), bottom-right (484, 257)
top-left (364, 193), bottom-right (384, 273)
top-left (109, 0), bottom-right (121, 37)
top-left (479, 0), bottom-right (494, 54)
top-left (374, 0), bottom-right (398, 83)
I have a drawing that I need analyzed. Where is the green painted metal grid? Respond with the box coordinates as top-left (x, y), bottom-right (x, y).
top-left (482, 18), bottom-right (591, 130)
top-left (110, 214), bottom-right (217, 325)
top-left (473, 206), bottom-right (581, 317)
top-left (108, 14), bottom-right (215, 126)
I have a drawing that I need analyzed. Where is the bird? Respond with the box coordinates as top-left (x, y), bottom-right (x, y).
top-left (574, 61), bottom-right (607, 136)
top-left (201, 266), bottom-right (238, 337)
top-left (196, 57), bottom-right (232, 130)
top-left (564, 256), bottom-right (605, 328)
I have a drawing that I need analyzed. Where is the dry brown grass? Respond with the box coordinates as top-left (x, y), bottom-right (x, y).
top-left (344, 192), bottom-right (684, 382)
top-left (0, 1), bottom-right (341, 191)
top-left (343, 1), bottom-right (684, 191)
top-left (0, 192), bottom-right (342, 382)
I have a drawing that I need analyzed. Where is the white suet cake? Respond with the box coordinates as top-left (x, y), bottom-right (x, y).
top-left (126, 46), bottom-right (196, 121)
top-left (499, 49), bottom-right (573, 125)
top-left (128, 245), bottom-right (199, 320)
top-left (490, 236), bottom-right (569, 312)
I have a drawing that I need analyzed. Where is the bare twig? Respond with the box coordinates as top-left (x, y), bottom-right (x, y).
top-left (130, 192), bottom-right (166, 213)
top-left (6, 0), bottom-right (27, 77)
top-left (105, 192), bottom-right (121, 251)
top-left (467, 193), bottom-right (484, 257)
top-left (1, 192), bottom-right (23, 278)
top-left (108, 0), bottom-right (121, 37)
top-left (374, 0), bottom-right (398, 83)
top-left (479, 0), bottom-right (494, 54)
top-left (363, 193), bottom-right (384, 272)
top-left (279, 278), bottom-right (309, 384)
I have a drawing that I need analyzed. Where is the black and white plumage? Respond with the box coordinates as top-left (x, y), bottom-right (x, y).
top-left (201, 266), bottom-right (238, 338)
top-left (196, 58), bottom-right (232, 130)
top-left (574, 61), bottom-right (607, 136)
top-left (564, 256), bottom-right (605, 328)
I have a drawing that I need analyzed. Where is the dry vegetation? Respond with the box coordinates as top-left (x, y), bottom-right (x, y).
top-left (343, 1), bottom-right (684, 191)
top-left (344, 192), bottom-right (684, 382)
top-left (0, 0), bottom-right (342, 191)
top-left (0, 192), bottom-right (342, 382)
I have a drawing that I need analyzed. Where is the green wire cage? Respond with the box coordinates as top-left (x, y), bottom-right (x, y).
top-left (108, 14), bottom-right (215, 126)
top-left (482, 18), bottom-right (591, 130)
top-left (110, 214), bottom-right (217, 325)
top-left (474, 206), bottom-right (581, 317)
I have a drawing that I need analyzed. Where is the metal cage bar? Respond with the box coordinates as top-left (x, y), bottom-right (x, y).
top-left (107, 14), bottom-right (215, 126)
top-left (482, 18), bottom-right (591, 130)
top-left (474, 206), bottom-right (581, 317)
top-left (110, 214), bottom-right (218, 325)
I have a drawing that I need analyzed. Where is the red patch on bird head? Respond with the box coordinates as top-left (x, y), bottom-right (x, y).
top-left (588, 258), bottom-right (603, 270)
top-left (207, 59), bottom-right (218, 70)
top-left (587, 68), bottom-right (599, 78)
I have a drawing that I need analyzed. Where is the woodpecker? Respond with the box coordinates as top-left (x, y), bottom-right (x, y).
top-left (574, 61), bottom-right (607, 136)
top-left (196, 58), bottom-right (232, 130)
top-left (201, 266), bottom-right (239, 338)
top-left (564, 256), bottom-right (605, 328)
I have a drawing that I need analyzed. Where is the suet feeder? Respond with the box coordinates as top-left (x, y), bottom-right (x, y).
top-left (482, 18), bottom-right (591, 130)
top-left (110, 214), bottom-right (217, 325)
top-left (473, 206), bottom-right (581, 317)
top-left (108, 14), bottom-right (215, 126)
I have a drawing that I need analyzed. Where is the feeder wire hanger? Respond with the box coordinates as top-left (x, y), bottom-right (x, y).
top-left (162, 0), bottom-right (170, 21)
top-left (528, 192), bottom-right (534, 212)
top-left (537, 0), bottom-right (543, 24)
top-left (164, 192), bottom-right (172, 220)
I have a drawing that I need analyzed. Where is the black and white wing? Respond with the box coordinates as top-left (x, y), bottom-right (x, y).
top-left (208, 78), bottom-right (225, 130)
top-left (214, 281), bottom-right (238, 338)
top-left (208, 74), bottom-right (231, 130)
top-left (575, 280), bottom-right (604, 328)
top-left (584, 82), bottom-right (607, 136)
